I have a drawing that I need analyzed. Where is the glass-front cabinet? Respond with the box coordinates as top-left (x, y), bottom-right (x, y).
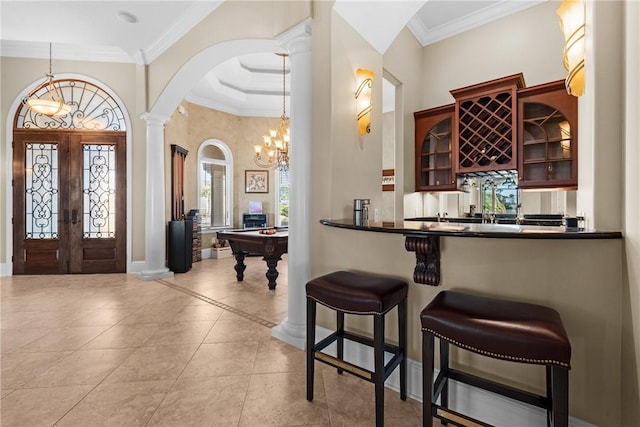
top-left (414, 104), bottom-right (456, 191)
top-left (518, 80), bottom-right (578, 189)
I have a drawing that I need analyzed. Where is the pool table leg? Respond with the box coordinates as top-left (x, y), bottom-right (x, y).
top-left (233, 251), bottom-right (247, 281)
top-left (265, 257), bottom-right (281, 290)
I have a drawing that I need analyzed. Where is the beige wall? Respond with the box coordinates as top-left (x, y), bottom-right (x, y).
top-left (164, 102), bottom-right (281, 229)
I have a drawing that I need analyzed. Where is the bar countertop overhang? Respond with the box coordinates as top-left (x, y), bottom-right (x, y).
top-left (319, 218), bottom-right (622, 240)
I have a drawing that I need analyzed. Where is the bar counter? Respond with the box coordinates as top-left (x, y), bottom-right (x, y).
top-left (320, 218), bottom-right (621, 286)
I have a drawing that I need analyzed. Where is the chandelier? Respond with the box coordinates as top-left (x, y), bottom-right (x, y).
top-left (254, 53), bottom-right (290, 171)
top-left (23, 43), bottom-right (71, 117)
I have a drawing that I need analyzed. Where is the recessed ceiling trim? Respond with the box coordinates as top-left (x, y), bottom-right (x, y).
top-left (219, 79), bottom-right (291, 97)
top-left (185, 94), bottom-right (282, 118)
top-left (407, 0), bottom-right (547, 46)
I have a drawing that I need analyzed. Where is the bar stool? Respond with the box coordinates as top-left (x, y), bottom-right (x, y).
top-left (306, 271), bottom-right (408, 427)
top-left (421, 290), bottom-right (571, 427)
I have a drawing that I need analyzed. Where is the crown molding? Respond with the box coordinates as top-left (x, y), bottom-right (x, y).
top-left (407, 0), bottom-right (547, 47)
top-left (0, 40), bottom-right (133, 63)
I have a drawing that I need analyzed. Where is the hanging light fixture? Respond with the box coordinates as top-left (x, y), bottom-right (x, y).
top-left (557, 0), bottom-right (585, 97)
top-left (254, 53), bottom-right (290, 171)
top-left (23, 43), bottom-right (71, 117)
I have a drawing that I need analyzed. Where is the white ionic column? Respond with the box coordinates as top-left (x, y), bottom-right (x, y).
top-left (271, 20), bottom-right (312, 349)
top-left (138, 114), bottom-right (173, 280)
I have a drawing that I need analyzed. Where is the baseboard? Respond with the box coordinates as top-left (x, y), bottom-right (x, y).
top-left (128, 261), bottom-right (146, 274)
top-left (314, 326), bottom-right (595, 427)
top-left (0, 262), bottom-right (10, 277)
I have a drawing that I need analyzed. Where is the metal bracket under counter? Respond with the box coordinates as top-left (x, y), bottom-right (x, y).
top-left (404, 235), bottom-right (441, 286)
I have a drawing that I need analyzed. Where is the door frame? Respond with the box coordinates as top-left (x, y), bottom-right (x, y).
top-left (3, 73), bottom-right (133, 276)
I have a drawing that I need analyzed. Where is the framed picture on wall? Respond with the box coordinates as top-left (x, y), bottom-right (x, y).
top-left (245, 170), bottom-right (268, 193)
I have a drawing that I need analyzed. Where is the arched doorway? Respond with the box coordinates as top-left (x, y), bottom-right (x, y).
top-left (12, 78), bottom-right (128, 274)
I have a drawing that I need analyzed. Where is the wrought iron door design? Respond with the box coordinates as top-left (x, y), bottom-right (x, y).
top-left (13, 130), bottom-right (126, 274)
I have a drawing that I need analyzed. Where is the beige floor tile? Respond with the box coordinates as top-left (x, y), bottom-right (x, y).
top-left (252, 338), bottom-right (306, 374)
top-left (1, 328), bottom-right (53, 354)
top-left (143, 320), bottom-right (215, 346)
top-left (174, 303), bottom-right (225, 321)
top-left (146, 375), bottom-right (251, 427)
top-left (1, 351), bottom-right (72, 389)
top-left (82, 323), bottom-right (161, 349)
top-left (104, 343), bottom-right (199, 383)
top-left (16, 325), bottom-right (111, 352)
top-left (1, 389), bottom-right (15, 399)
top-left (0, 385), bottom-right (93, 427)
top-left (26, 348), bottom-right (134, 387)
top-left (181, 341), bottom-right (259, 378)
top-left (56, 380), bottom-right (174, 426)
top-left (204, 315), bottom-right (272, 343)
top-left (65, 308), bottom-right (134, 326)
top-left (117, 302), bottom-right (188, 325)
top-left (238, 371), bottom-right (330, 426)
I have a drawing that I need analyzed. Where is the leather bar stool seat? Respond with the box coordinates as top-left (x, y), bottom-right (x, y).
top-left (421, 290), bottom-right (571, 427)
top-left (306, 271), bottom-right (408, 427)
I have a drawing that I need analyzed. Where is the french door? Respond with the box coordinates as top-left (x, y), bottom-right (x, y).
top-left (12, 129), bottom-right (126, 274)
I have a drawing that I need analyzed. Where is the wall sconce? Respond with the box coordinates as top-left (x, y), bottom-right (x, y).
top-left (557, 0), bottom-right (585, 97)
top-left (355, 68), bottom-right (374, 135)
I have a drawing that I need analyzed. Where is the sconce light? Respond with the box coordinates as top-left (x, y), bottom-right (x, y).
top-left (355, 68), bottom-right (374, 135)
top-left (557, 0), bottom-right (585, 97)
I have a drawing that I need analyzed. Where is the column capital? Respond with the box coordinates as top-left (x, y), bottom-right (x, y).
top-left (139, 112), bottom-right (168, 127)
top-left (277, 18), bottom-right (312, 56)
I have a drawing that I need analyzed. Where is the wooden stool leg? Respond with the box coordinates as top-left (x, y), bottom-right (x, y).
top-left (440, 339), bottom-right (450, 421)
top-left (546, 366), bottom-right (552, 427)
top-left (337, 310), bottom-right (345, 374)
top-left (374, 313), bottom-right (385, 427)
top-left (423, 332), bottom-right (435, 427)
top-left (551, 366), bottom-right (569, 427)
top-left (306, 297), bottom-right (316, 401)
top-left (398, 298), bottom-right (407, 400)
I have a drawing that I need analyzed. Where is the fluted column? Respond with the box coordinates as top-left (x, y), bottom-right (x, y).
top-left (271, 19), bottom-right (312, 349)
top-left (138, 113), bottom-right (173, 280)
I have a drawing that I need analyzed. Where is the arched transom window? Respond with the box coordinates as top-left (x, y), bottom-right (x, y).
top-left (15, 79), bottom-right (126, 131)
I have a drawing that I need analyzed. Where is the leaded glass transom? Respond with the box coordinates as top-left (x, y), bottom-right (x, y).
top-left (16, 79), bottom-right (126, 131)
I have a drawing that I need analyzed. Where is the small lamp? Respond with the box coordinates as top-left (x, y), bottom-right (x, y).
top-left (355, 68), bottom-right (374, 135)
top-left (557, 0), bottom-right (585, 97)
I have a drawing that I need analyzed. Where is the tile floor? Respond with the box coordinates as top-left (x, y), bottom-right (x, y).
top-left (1, 256), bottom-right (425, 426)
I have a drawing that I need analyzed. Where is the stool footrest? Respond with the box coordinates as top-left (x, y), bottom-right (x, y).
top-left (447, 368), bottom-right (549, 409)
top-left (315, 352), bottom-right (373, 381)
top-left (434, 406), bottom-right (493, 427)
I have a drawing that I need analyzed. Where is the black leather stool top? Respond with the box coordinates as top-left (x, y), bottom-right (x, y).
top-left (421, 291), bottom-right (571, 368)
top-left (306, 271), bottom-right (407, 315)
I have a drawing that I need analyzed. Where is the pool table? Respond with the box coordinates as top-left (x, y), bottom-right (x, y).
top-left (216, 228), bottom-right (288, 290)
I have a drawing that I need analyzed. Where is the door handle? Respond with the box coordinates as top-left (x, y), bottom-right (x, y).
top-left (71, 209), bottom-right (78, 224)
top-left (63, 209), bottom-right (70, 224)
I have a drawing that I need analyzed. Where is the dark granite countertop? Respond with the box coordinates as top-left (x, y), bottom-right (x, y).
top-left (320, 218), bottom-right (622, 240)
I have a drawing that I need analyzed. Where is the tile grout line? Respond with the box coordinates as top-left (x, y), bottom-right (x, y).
top-left (154, 279), bottom-right (278, 329)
